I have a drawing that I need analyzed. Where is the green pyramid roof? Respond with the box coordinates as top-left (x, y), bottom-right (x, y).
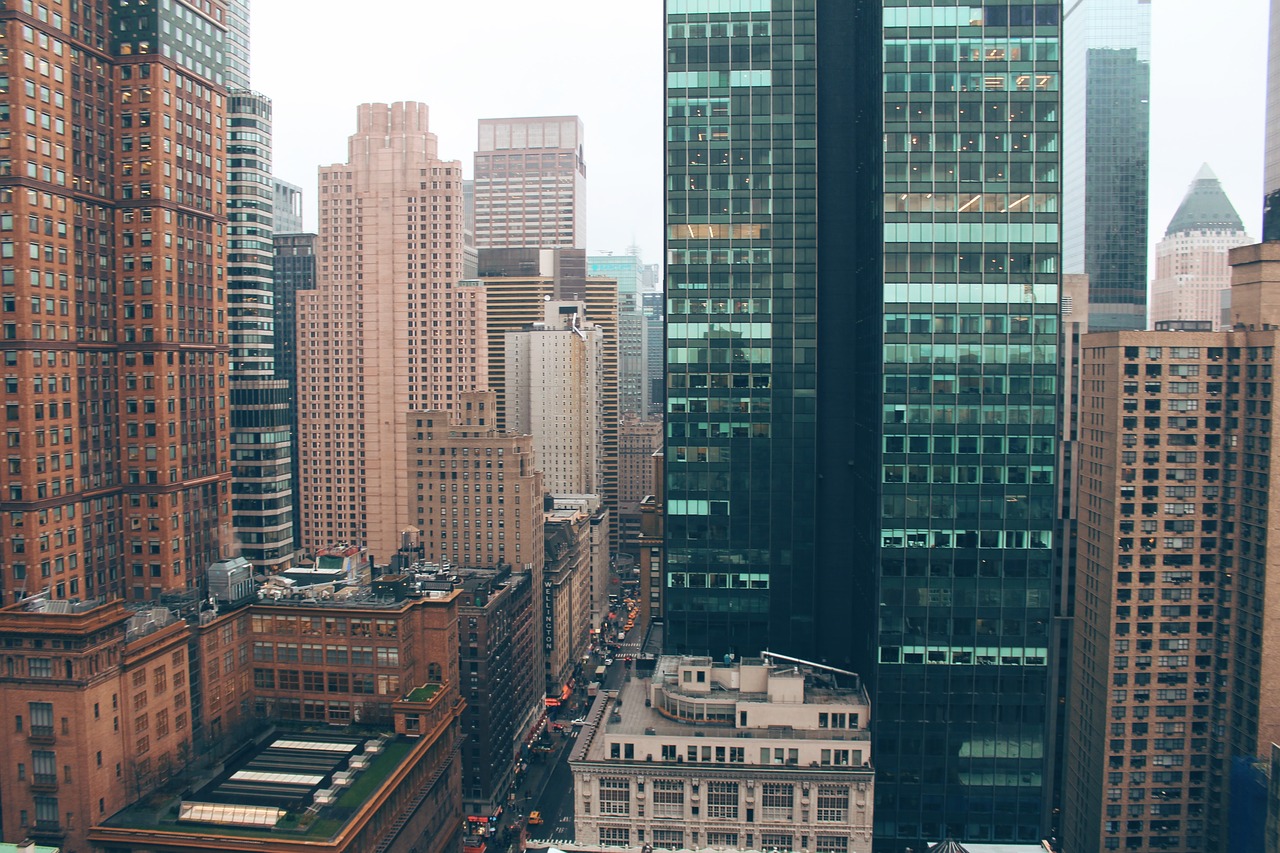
top-left (1165, 163), bottom-right (1245, 236)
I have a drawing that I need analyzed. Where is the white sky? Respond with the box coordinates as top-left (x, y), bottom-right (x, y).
top-left (253, 0), bottom-right (1269, 275)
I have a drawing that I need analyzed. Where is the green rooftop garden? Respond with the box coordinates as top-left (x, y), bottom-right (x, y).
top-left (406, 683), bottom-right (441, 702)
top-left (100, 732), bottom-right (415, 842)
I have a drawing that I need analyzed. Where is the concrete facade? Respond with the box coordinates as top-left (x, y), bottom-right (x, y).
top-left (474, 117), bottom-right (585, 250)
top-left (505, 303), bottom-right (604, 498)
top-left (297, 103), bottom-right (487, 560)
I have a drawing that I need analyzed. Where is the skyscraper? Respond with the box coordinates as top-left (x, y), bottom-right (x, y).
top-left (1063, 243), bottom-right (1280, 853)
top-left (273, 232), bottom-right (316, 549)
top-left (590, 252), bottom-right (648, 416)
top-left (1263, 0), bottom-right (1280, 241)
top-left (226, 90), bottom-right (294, 573)
top-left (474, 117), bottom-right (586, 249)
top-left (1149, 165), bottom-right (1250, 329)
top-left (663, 1), bottom-right (882, 662)
top-left (666, 0), bottom-right (1060, 847)
top-left (296, 103), bottom-right (487, 559)
top-left (504, 301), bottom-right (604, 496)
top-left (879, 2), bottom-right (1061, 845)
top-left (1062, 0), bottom-right (1151, 331)
top-left (0, 0), bottom-right (233, 604)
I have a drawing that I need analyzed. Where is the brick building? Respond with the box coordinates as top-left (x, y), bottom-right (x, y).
top-left (297, 102), bottom-right (487, 559)
top-left (0, 0), bottom-right (232, 605)
top-left (407, 390), bottom-right (544, 575)
top-left (1065, 243), bottom-right (1280, 852)
top-left (0, 598), bottom-right (193, 851)
top-left (456, 567), bottom-right (541, 820)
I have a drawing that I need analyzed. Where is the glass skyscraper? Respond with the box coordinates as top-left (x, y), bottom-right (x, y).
top-left (879, 1), bottom-right (1060, 845)
top-left (880, 0), bottom-right (1059, 840)
top-left (663, 0), bottom-right (882, 661)
top-left (1062, 0), bottom-right (1150, 331)
top-left (665, 0), bottom-right (1059, 847)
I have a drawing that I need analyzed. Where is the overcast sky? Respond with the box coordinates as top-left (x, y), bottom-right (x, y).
top-left (253, 0), bottom-right (1269, 274)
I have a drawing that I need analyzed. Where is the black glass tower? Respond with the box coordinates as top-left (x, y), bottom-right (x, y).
top-left (663, 0), bottom-right (882, 663)
top-left (878, 1), bottom-right (1061, 846)
top-left (665, 1), bottom-right (1060, 848)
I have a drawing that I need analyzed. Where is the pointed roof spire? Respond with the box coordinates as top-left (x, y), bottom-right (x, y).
top-left (1165, 163), bottom-right (1246, 236)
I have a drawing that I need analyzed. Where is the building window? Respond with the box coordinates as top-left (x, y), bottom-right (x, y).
top-left (599, 777), bottom-right (631, 816)
top-left (761, 834), bottom-right (795, 852)
top-left (816, 785), bottom-right (850, 822)
top-left (816, 837), bottom-right (850, 853)
top-left (653, 779), bottom-right (684, 818)
top-left (600, 827), bottom-right (630, 847)
top-left (762, 782), bottom-right (795, 820)
top-left (28, 701), bottom-right (52, 737)
top-left (707, 833), bottom-right (739, 848)
top-left (707, 780), bottom-right (739, 819)
top-left (653, 829), bottom-right (685, 849)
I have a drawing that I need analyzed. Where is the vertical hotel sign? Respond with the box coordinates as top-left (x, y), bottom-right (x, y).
top-left (544, 580), bottom-right (554, 652)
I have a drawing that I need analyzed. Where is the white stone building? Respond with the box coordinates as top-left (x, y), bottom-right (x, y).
top-left (570, 655), bottom-right (874, 853)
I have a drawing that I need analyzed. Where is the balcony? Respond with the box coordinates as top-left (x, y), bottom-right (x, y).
top-left (27, 724), bottom-right (55, 744)
top-left (30, 772), bottom-right (57, 792)
top-left (29, 821), bottom-right (63, 839)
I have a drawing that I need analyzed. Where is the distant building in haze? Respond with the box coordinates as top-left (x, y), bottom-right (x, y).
top-left (1063, 0), bottom-right (1151, 331)
top-left (1150, 165), bottom-right (1250, 329)
top-left (474, 116), bottom-right (586, 249)
top-left (297, 103), bottom-right (487, 560)
top-left (273, 178), bottom-right (305, 234)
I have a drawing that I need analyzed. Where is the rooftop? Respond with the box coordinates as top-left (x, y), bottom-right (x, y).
top-left (99, 730), bottom-right (415, 841)
top-left (1164, 163), bottom-right (1247, 236)
top-left (572, 655), bottom-right (870, 763)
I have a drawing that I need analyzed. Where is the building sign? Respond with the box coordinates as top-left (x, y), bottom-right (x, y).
top-left (543, 580), bottom-right (554, 652)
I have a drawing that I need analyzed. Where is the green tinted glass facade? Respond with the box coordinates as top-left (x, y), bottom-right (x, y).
top-left (664, 0), bottom-right (817, 656)
top-left (877, 0), bottom-right (1060, 846)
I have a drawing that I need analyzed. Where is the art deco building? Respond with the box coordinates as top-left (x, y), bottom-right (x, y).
top-left (1149, 165), bottom-right (1251, 329)
top-left (0, 0), bottom-right (233, 605)
top-left (406, 390), bottom-right (545, 575)
top-left (570, 655), bottom-right (874, 853)
top-left (1064, 244), bottom-right (1280, 853)
top-left (474, 116), bottom-right (585, 249)
top-left (1062, 0), bottom-right (1151, 331)
top-left (297, 103), bottom-right (487, 559)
